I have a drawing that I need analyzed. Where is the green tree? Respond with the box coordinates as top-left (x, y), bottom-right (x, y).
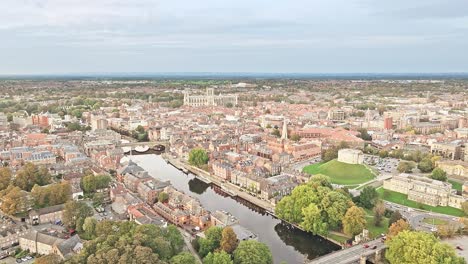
top-left (417, 157), bottom-right (434, 173)
top-left (63, 200), bottom-right (93, 229)
top-left (198, 226), bottom-right (223, 257)
top-left (386, 230), bottom-right (464, 264)
top-left (0, 186), bottom-right (29, 215)
top-left (188, 148), bottom-right (209, 167)
top-left (220, 226), bottom-right (238, 254)
top-left (163, 225), bottom-right (185, 255)
top-left (300, 203), bottom-right (328, 235)
top-left (373, 200), bottom-right (385, 227)
top-left (388, 210), bottom-right (403, 227)
top-left (170, 252), bottom-right (197, 264)
top-left (430, 168), bottom-right (447, 182)
top-left (204, 251), bottom-right (233, 264)
top-left (159, 192), bottom-right (169, 203)
top-left (358, 186), bottom-right (378, 209)
top-left (271, 128), bottom-right (281, 138)
top-left (397, 161), bottom-right (415, 173)
top-left (342, 206), bottom-right (366, 236)
top-left (290, 134), bottom-right (301, 142)
top-left (83, 217), bottom-right (97, 238)
top-left (233, 240), bottom-right (273, 264)
top-left (136, 125), bottom-right (145, 134)
top-left (0, 167), bottom-right (12, 191)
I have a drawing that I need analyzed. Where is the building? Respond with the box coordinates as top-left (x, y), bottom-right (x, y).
top-left (328, 110), bottom-right (346, 121)
top-left (384, 117), bottom-right (393, 130)
top-left (260, 174), bottom-right (299, 203)
top-left (29, 204), bottom-right (65, 225)
top-left (430, 142), bottom-right (462, 160)
top-left (90, 116), bottom-right (109, 131)
top-left (0, 223), bottom-right (29, 250)
top-left (19, 230), bottom-right (82, 259)
top-left (383, 174), bottom-right (466, 209)
top-left (183, 88), bottom-right (238, 107)
top-left (337, 149), bottom-right (364, 164)
top-left (436, 160), bottom-right (468, 179)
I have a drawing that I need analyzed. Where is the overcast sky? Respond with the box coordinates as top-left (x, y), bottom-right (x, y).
top-left (1, 0), bottom-right (468, 74)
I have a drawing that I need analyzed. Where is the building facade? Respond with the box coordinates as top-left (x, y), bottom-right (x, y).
top-left (183, 88), bottom-right (238, 107)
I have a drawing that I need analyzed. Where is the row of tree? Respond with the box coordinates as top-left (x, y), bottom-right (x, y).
top-left (194, 226), bottom-right (273, 264)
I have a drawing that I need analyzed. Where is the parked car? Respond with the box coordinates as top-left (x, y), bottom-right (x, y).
top-left (363, 244), bottom-right (369, 248)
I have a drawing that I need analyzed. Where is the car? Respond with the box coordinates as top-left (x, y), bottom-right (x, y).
top-left (16, 259), bottom-right (22, 263)
top-left (371, 245), bottom-right (377, 250)
top-left (456, 246), bottom-right (463, 251)
top-left (25, 256), bottom-right (33, 260)
top-left (21, 257), bottom-right (28, 261)
top-left (363, 244), bottom-right (369, 248)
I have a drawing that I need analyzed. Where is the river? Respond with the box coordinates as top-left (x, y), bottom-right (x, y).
top-left (129, 154), bottom-right (340, 264)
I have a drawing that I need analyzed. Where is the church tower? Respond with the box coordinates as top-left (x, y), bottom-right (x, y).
top-left (281, 119), bottom-right (288, 140)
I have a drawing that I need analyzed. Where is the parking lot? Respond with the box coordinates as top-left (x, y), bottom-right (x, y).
top-left (363, 155), bottom-right (399, 174)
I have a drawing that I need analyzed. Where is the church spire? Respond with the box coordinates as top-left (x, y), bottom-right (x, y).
top-left (281, 119), bottom-right (288, 140)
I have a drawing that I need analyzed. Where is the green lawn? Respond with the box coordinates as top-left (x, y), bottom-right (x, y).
top-left (377, 188), bottom-right (465, 217)
top-left (422, 218), bottom-right (448, 226)
top-left (303, 160), bottom-right (375, 185)
top-left (327, 232), bottom-right (350, 244)
top-left (449, 180), bottom-right (463, 192)
top-left (364, 208), bottom-right (389, 238)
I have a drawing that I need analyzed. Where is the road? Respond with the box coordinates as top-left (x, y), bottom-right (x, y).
top-left (309, 238), bottom-right (386, 264)
top-left (383, 201), bottom-right (462, 232)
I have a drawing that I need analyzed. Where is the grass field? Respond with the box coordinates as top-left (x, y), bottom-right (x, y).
top-left (422, 218), bottom-right (448, 226)
top-left (327, 232), bottom-right (350, 244)
top-left (364, 208), bottom-right (389, 238)
top-left (303, 159), bottom-right (375, 185)
top-left (449, 180), bottom-right (463, 192)
top-left (377, 188), bottom-right (465, 217)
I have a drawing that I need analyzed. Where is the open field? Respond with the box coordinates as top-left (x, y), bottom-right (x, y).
top-left (303, 160), bottom-right (375, 185)
top-left (377, 188), bottom-right (465, 217)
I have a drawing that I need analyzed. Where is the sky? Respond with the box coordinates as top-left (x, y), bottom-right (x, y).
top-left (1, 0), bottom-right (468, 74)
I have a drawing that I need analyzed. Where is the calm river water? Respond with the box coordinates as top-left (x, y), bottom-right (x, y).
top-left (130, 154), bottom-right (339, 264)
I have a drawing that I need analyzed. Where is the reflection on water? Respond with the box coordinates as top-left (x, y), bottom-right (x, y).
top-left (188, 178), bottom-right (210, 194)
top-left (132, 154), bottom-right (340, 264)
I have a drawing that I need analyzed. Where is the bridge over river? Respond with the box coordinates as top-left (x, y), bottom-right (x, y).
top-left (309, 238), bottom-right (386, 264)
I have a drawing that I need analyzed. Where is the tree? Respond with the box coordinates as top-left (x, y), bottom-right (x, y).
top-left (136, 125), bottom-right (145, 134)
top-left (358, 128), bottom-right (372, 141)
top-left (300, 203), bottom-right (328, 235)
top-left (430, 168), bottom-right (447, 182)
top-left (386, 230), bottom-right (464, 264)
top-left (397, 161), bottom-right (415, 173)
top-left (81, 174), bottom-right (111, 194)
top-left (204, 251), bottom-right (233, 264)
top-left (63, 200), bottom-right (93, 229)
top-left (342, 206), bottom-right (366, 236)
top-left (198, 226), bottom-right (223, 257)
top-left (220, 226), bottom-right (238, 254)
top-left (271, 128), bottom-right (281, 137)
top-left (462, 201), bottom-right (468, 215)
top-left (170, 252), bottom-right (197, 264)
top-left (14, 163), bottom-right (51, 191)
top-left (31, 182), bottom-right (71, 208)
top-left (34, 254), bottom-right (62, 264)
top-left (233, 240), bottom-right (273, 264)
top-left (188, 148), bottom-right (209, 167)
top-left (163, 225), bottom-right (185, 256)
top-left (373, 200), bottom-right (385, 227)
top-left (358, 186), bottom-right (378, 209)
top-left (417, 157), bottom-right (433, 173)
top-left (83, 217), bottom-right (97, 238)
top-left (159, 192), bottom-right (169, 203)
top-left (437, 224), bottom-right (458, 238)
top-left (0, 186), bottom-right (30, 215)
top-left (388, 210), bottom-right (403, 227)
top-left (290, 134), bottom-right (301, 142)
top-left (387, 219), bottom-right (410, 239)
top-left (0, 167), bottom-right (12, 191)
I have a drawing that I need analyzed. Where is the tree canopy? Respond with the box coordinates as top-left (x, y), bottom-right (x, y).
top-left (385, 230), bottom-right (464, 264)
top-left (430, 168), bottom-right (448, 182)
top-left (233, 240), bottom-right (273, 264)
top-left (188, 148), bottom-right (209, 167)
top-left (342, 205), bottom-right (367, 236)
top-left (14, 163), bottom-right (51, 191)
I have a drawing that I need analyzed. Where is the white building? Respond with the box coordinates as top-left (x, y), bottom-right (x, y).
top-left (337, 148), bottom-right (364, 164)
top-left (183, 88), bottom-right (238, 107)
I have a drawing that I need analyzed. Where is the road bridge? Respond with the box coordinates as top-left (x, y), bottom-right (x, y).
top-left (309, 238), bottom-right (386, 264)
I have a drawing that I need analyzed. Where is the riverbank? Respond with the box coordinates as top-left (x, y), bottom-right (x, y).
top-left (162, 154), bottom-right (344, 249)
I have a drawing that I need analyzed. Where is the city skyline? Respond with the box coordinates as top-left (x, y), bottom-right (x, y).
top-left (1, 0), bottom-right (468, 74)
